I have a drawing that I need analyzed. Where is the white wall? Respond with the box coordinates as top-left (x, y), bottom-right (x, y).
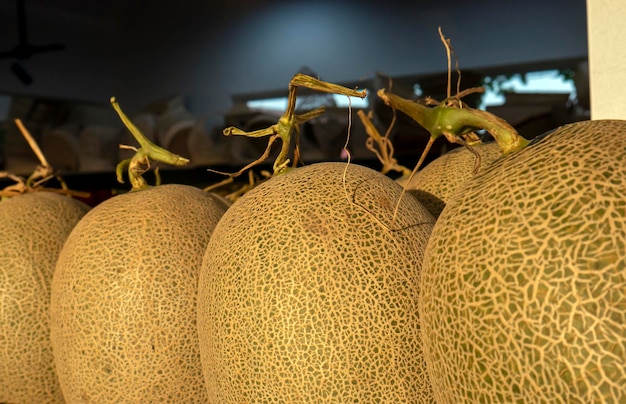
top-left (0, 0), bottom-right (588, 127)
top-left (587, 0), bottom-right (626, 119)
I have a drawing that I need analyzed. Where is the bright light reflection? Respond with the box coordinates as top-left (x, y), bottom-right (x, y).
top-left (247, 94), bottom-right (369, 111)
top-left (246, 70), bottom-right (574, 112)
top-left (480, 69), bottom-right (576, 109)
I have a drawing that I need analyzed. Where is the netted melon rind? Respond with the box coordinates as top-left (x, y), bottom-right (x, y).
top-left (50, 184), bottom-right (228, 403)
top-left (421, 119), bottom-right (626, 403)
top-left (400, 141), bottom-right (502, 218)
top-left (0, 192), bottom-right (90, 404)
top-left (198, 162), bottom-right (436, 402)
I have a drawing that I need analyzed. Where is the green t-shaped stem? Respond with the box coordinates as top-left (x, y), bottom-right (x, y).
top-left (111, 97), bottom-right (190, 190)
top-left (223, 74), bottom-right (367, 176)
top-left (377, 89), bottom-right (529, 155)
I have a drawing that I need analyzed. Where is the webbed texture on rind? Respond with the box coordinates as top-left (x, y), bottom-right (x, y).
top-left (0, 192), bottom-right (90, 404)
top-left (50, 184), bottom-right (228, 403)
top-left (398, 141), bottom-right (502, 218)
top-left (198, 162), bottom-right (436, 402)
top-left (421, 119), bottom-right (626, 403)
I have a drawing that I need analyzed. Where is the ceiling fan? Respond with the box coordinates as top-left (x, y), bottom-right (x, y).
top-left (0, 0), bottom-right (66, 85)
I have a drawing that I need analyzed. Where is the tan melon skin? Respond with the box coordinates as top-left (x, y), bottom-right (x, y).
top-left (50, 184), bottom-right (228, 403)
top-left (420, 120), bottom-right (626, 403)
top-left (198, 162), bottom-right (436, 402)
top-left (397, 141), bottom-right (502, 218)
top-left (0, 191), bottom-right (90, 404)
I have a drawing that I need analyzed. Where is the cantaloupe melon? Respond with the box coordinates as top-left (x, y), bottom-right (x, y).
top-left (1, 191), bottom-right (90, 403)
top-left (198, 162), bottom-right (436, 402)
top-left (50, 184), bottom-right (229, 402)
top-left (420, 119), bottom-right (626, 402)
top-left (397, 141), bottom-right (502, 218)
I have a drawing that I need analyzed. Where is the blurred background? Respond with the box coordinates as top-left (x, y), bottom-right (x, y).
top-left (0, 0), bottom-right (589, 199)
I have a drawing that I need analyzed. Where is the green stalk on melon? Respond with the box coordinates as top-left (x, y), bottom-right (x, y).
top-left (110, 96), bottom-right (189, 190)
top-left (357, 100), bottom-right (503, 219)
top-left (377, 89), bottom-right (529, 157)
top-left (216, 73), bottom-right (366, 177)
top-left (49, 98), bottom-right (229, 402)
top-left (382, 87), bottom-right (626, 402)
top-left (197, 74), bottom-right (438, 402)
top-left (371, 29), bottom-right (524, 220)
top-left (378, 87), bottom-right (526, 220)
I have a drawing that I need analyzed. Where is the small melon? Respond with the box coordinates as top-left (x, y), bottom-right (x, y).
top-left (50, 184), bottom-right (228, 402)
top-left (198, 162), bottom-right (436, 402)
top-left (420, 119), bottom-right (626, 402)
top-left (397, 141), bottom-right (502, 218)
top-left (0, 191), bottom-right (90, 403)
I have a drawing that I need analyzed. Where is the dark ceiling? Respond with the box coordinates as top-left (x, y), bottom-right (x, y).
top-left (0, 0), bottom-right (123, 19)
top-left (0, 0), bottom-right (284, 18)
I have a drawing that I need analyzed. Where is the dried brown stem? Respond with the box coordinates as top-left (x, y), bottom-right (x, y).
top-left (438, 26), bottom-right (463, 98)
top-left (208, 134), bottom-right (281, 178)
top-left (359, 110), bottom-right (410, 177)
top-left (1, 119), bottom-right (88, 199)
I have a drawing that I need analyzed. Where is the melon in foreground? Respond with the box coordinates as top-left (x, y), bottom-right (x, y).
top-left (1, 191), bottom-right (90, 403)
top-left (420, 119), bottom-right (626, 403)
top-left (50, 184), bottom-right (229, 402)
top-left (198, 162), bottom-right (436, 402)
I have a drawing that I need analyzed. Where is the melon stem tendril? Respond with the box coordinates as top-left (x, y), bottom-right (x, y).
top-left (110, 97), bottom-right (189, 191)
top-left (213, 73), bottom-right (367, 177)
